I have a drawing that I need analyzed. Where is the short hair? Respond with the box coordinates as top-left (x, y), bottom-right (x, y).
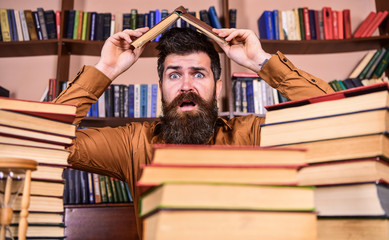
top-left (156, 27), bottom-right (221, 82)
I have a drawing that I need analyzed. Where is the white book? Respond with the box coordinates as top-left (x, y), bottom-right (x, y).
top-left (147, 84), bottom-right (152, 118)
top-left (19, 10), bottom-right (30, 41)
top-left (110, 14), bottom-right (116, 36)
top-left (281, 10), bottom-right (289, 40)
top-left (124, 85), bottom-right (129, 117)
top-left (134, 84), bottom-right (141, 118)
top-left (98, 92), bottom-right (106, 117)
top-left (272, 88), bottom-right (280, 105)
top-left (260, 80), bottom-right (267, 114)
top-left (14, 10), bottom-right (23, 41)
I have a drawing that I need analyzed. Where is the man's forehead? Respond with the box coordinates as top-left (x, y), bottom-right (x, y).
top-left (164, 52), bottom-right (212, 69)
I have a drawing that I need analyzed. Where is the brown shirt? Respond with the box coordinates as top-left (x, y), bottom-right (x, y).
top-left (54, 51), bottom-right (334, 237)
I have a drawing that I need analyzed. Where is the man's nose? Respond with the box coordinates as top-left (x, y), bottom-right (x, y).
top-left (180, 75), bottom-right (194, 92)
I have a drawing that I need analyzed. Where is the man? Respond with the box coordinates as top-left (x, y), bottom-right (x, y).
top-left (54, 26), bottom-right (333, 237)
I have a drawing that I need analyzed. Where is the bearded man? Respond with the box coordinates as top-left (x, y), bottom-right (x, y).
top-left (54, 26), bottom-right (333, 238)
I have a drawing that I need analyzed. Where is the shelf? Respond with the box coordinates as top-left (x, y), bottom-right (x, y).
top-left (79, 117), bottom-right (159, 128)
top-left (65, 202), bottom-right (133, 208)
top-left (261, 35), bottom-right (389, 54)
top-left (0, 39), bottom-right (58, 57)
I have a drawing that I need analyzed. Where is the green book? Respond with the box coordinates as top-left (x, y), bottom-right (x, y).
top-left (337, 80), bottom-right (347, 90)
top-left (130, 9), bottom-right (137, 29)
top-left (366, 48), bottom-right (387, 79)
top-left (298, 8), bottom-right (305, 40)
top-left (372, 48), bottom-right (389, 79)
top-left (73, 10), bottom-right (80, 40)
top-left (81, 11), bottom-right (89, 40)
top-left (328, 80), bottom-right (340, 91)
top-left (109, 177), bottom-right (119, 203)
top-left (104, 175), bottom-right (114, 203)
top-left (358, 48), bottom-right (383, 80)
top-left (98, 174), bottom-right (108, 203)
top-left (114, 179), bottom-right (124, 203)
top-left (119, 180), bottom-right (129, 202)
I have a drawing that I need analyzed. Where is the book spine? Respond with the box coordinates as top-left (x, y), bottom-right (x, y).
top-left (89, 12), bottom-right (97, 40)
top-left (343, 9), bottom-right (352, 39)
top-left (353, 11), bottom-right (375, 38)
top-left (365, 48), bottom-right (387, 79)
top-left (37, 8), bottom-right (48, 40)
top-left (87, 172), bottom-right (95, 204)
top-left (128, 84), bottom-right (135, 118)
top-left (233, 79), bottom-right (242, 112)
top-left (56, 10), bottom-right (61, 39)
top-left (104, 175), bottom-right (114, 203)
top-left (19, 10), bottom-right (30, 41)
top-left (134, 84), bottom-right (141, 118)
top-left (241, 80), bottom-right (248, 113)
top-left (372, 48), bottom-right (389, 78)
top-left (140, 84), bottom-right (148, 118)
top-left (93, 173), bottom-right (102, 204)
top-left (32, 11), bottom-right (43, 40)
top-left (74, 169), bottom-right (81, 204)
top-left (80, 170), bottom-right (88, 204)
top-left (109, 177), bottom-right (119, 203)
top-left (122, 13), bottom-right (131, 30)
top-left (147, 84), bottom-right (152, 118)
top-left (66, 10), bottom-right (75, 39)
top-left (245, 80), bottom-right (254, 113)
top-left (113, 84), bottom-right (120, 117)
top-left (303, 7), bottom-right (311, 40)
top-left (44, 10), bottom-right (57, 39)
top-left (14, 10), bottom-right (23, 41)
top-left (322, 7), bottom-right (333, 40)
top-left (0, 9), bottom-right (11, 41)
top-left (308, 9), bottom-right (316, 40)
top-left (113, 179), bottom-right (124, 202)
top-left (81, 11), bottom-right (88, 40)
top-left (119, 85), bottom-right (125, 117)
top-left (119, 181), bottom-right (129, 202)
top-left (208, 6), bottom-right (222, 29)
top-left (77, 11), bottom-right (83, 40)
top-left (103, 12), bottom-right (111, 40)
top-left (98, 174), bottom-right (108, 203)
top-left (7, 9), bottom-right (17, 41)
top-left (229, 9), bottom-right (237, 28)
top-left (272, 10), bottom-right (279, 40)
top-left (151, 84), bottom-right (158, 118)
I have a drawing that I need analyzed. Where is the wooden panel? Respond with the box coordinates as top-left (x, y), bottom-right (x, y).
top-left (0, 40), bottom-right (58, 57)
top-left (64, 204), bottom-right (139, 240)
top-left (79, 117), bottom-right (159, 128)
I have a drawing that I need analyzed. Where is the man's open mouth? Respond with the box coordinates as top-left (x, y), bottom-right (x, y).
top-left (179, 100), bottom-right (198, 111)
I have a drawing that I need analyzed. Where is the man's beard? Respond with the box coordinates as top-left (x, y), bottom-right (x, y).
top-left (160, 91), bottom-right (219, 144)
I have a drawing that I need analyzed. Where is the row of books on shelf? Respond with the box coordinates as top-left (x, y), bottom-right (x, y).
top-left (258, 7), bottom-right (387, 40)
top-left (0, 5), bottom-right (237, 42)
top-left (0, 8), bottom-right (59, 42)
top-left (232, 72), bottom-right (288, 115)
top-left (87, 83), bottom-right (161, 118)
top-left (0, 96), bottom-right (79, 239)
top-left (137, 82), bottom-right (389, 239)
top-left (62, 169), bottom-right (133, 205)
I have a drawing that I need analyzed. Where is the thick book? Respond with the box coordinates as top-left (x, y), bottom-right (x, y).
top-left (131, 6), bottom-right (227, 49)
top-left (9, 224), bottom-right (65, 239)
top-left (0, 96), bottom-right (76, 123)
top-left (30, 179), bottom-right (65, 197)
top-left (264, 82), bottom-right (389, 124)
top-left (12, 211), bottom-right (64, 225)
top-left (142, 209), bottom-right (317, 240)
top-left (0, 133), bottom-right (65, 150)
top-left (260, 107), bottom-right (389, 146)
top-left (322, 7), bottom-right (333, 40)
top-left (315, 181), bottom-right (389, 217)
top-left (285, 134), bottom-right (389, 164)
top-left (44, 10), bottom-right (58, 39)
top-left (14, 195), bottom-right (63, 212)
top-left (151, 144), bottom-right (307, 167)
top-left (139, 182), bottom-right (314, 217)
top-left (318, 218), bottom-right (389, 240)
top-left (298, 157), bottom-right (389, 186)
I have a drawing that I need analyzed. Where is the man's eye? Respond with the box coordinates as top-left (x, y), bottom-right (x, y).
top-left (169, 73), bottom-right (180, 79)
top-left (194, 72), bottom-right (204, 78)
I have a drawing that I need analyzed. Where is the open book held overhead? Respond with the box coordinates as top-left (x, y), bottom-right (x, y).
top-left (131, 6), bottom-right (229, 49)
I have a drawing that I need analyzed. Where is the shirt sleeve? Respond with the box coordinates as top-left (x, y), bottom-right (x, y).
top-left (53, 65), bottom-right (111, 125)
top-left (258, 51), bottom-right (335, 101)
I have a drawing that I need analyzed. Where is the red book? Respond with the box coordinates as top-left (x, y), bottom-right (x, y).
top-left (332, 10), bottom-right (339, 39)
top-left (343, 9), bottom-right (352, 39)
top-left (322, 7), bottom-right (333, 40)
top-left (232, 72), bottom-right (259, 78)
top-left (362, 10), bottom-right (388, 37)
top-left (353, 11), bottom-right (376, 38)
top-left (337, 10), bottom-right (344, 39)
top-left (55, 10), bottom-right (61, 39)
top-left (303, 7), bottom-right (311, 40)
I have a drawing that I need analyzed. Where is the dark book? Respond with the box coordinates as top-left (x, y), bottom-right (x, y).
top-left (109, 177), bottom-right (119, 203)
top-left (32, 11), bottom-right (43, 40)
top-left (140, 84), bottom-right (148, 118)
top-left (366, 48), bottom-right (387, 79)
top-left (65, 10), bottom-right (75, 39)
top-left (372, 48), bottom-right (389, 78)
top-left (0, 22), bottom-right (2, 41)
top-left (148, 10), bottom-right (155, 29)
top-left (309, 9), bottom-right (317, 40)
top-left (103, 12), bottom-right (111, 40)
top-left (119, 85), bottom-right (125, 117)
top-left (298, 8), bottom-right (306, 40)
top-left (113, 84), bottom-right (120, 117)
top-left (229, 9), bottom-right (237, 28)
top-left (0, 86), bottom-right (10, 97)
top-left (342, 78), bottom-right (356, 89)
top-left (85, 12), bottom-right (92, 40)
top-left (98, 174), bottom-right (108, 203)
top-left (24, 10), bottom-right (38, 40)
top-left (86, 172), bottom-right (95, 204)
top-left (80, 170), bottom-right (88, 204)
top-left (122, 13), bottom-right (130, 30)
top-left (113, 178), bottom-right (124, 202)
top-left (67, 168), bottom-right (75, 204)
top-left (104, 85), bottom-right (114, 117)
top-left (144, 12), bottom-right (149, 28)
top-left (37, 8), bottom-right (48, 40)
top-left (44, 10), bottom-right (57, 39)
top-left (124, 182), bottom-right (133, 202)
top-left (62, 168), bottom-right (70, 204)
top-left (199, 10), bottom-right (212, 26)
top-left (358, 48), bottom-right (383, 80)
top-left (245, 80), bottom-right (254, 113)
top-left (208, 6), bottom-right (222, 29)
top-left (350, 78), bottom-right (364, 87)
top-left (128, 84), bottom-right (135, 118)
top-left (74, 169), bottom-right (81, 204)
top-left (95, 13), bottom-right (104, 41)
top-left (137, 13), bottom-right (145, 28)
top-left (89, 12), bottom-right (97, 40)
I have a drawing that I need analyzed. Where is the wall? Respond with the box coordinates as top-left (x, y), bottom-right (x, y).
top-left (0, 0), bottom-right (377, 100)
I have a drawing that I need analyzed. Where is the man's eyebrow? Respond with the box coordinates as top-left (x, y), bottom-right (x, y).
top-left (165, 66), bottom-right (208, 72)
top-left (165, 66), bottom-right (181, 71)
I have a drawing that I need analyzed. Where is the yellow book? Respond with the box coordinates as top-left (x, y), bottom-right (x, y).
top-left (0, 8), bottom-right (11, 41)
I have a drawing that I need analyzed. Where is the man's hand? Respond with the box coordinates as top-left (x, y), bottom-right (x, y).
top-left (95, 27), bottom-right (149, 80)
top-left (213, 28), bottom-right (272, 73)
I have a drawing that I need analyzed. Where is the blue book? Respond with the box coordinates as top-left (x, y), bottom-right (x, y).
top-left (272, 10), bottom-right (279, 40)
top-left (66, 10), bottom-right (75, 39)
top-left (128, 84), bottom-right (135, 118)
top-left (87, 172), bottom-right (95, 204)
top-left (257, 11), bottom-right (274, 39)
top-left (309, 10), bottom-right (317, 40)
top-left (245, 80), bottom-right (254, 113)
top-left (7, 9), bottom-right (17, 41)
top-left (89, 12), bottom-right (97, 40)
top-left (208, 6), bottom-right (222, 29)
top-left (151, 84), bottom-right (158, 118)
top-left (148, 10), bottom-right (155, 29)
top-left (122, 13), bottom-right (131, 30)
top-left (154, 9), bottom-right (161, 41)
top-left (140, 84), bottom-right (148, 118)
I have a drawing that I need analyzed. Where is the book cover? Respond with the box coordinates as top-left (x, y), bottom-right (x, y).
top-left (65, 10), bottom-right (75, 39)
top-left (103, 12), bottom-right (111, 40)
top-left (372, 48), bottom-right (389, 78)
top-left (343, 9), bottom-right (352, 39)
top-left (24, 10), bottom-right (38, 40)
top-left (151, 84), bottom-right (158, 118)
top-left (32, 11), bottom-right (43, 40)
top-left (208, 6), bottom-right (222, 29)
top-left (361, 10), bottom-right (388, 38)
top-left (258, 11), bottom-right (274, 39)
top-left (44, 10), bottom-right (57, 39)
top-left (37, 7), bottom-right (48, 40)
top-left (366, 48), bottom-right (387, 79)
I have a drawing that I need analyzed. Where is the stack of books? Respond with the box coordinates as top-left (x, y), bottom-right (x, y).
top-left (260, 82), bottom-right (389, 239)
top-left (137, 144), bottom-right (317, 240)
top-left (0, 96), bottom-right (77, 239)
